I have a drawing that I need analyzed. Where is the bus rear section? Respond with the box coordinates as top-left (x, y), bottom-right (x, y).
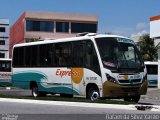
top-left (0, 59), bottom-right (12, 86)
top-left (145, 62), bottom-right (158, 87)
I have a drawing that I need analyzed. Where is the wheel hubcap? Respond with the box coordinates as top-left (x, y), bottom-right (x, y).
top-left (91, 91), bottom-right (99, 101)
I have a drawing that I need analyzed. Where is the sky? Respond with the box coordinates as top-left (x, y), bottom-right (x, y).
top-left (0, 0), bottom-right (160, 37)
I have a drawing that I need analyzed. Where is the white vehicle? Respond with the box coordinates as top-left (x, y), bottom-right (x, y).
top-left (145, 61), bottom-right (158, 87)
top-left (12, 33), bottom-right (148, 102)
top-left (0, 58), bottom-right (12, 86)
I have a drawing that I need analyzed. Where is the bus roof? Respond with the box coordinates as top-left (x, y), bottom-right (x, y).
top-left (13, 34), bottom-right (130, 48)
top-left (144, 61), bottom-right (158, 65)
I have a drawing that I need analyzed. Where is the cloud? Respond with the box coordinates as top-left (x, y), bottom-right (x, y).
top-left (100, 22), bottom-right (149, 37)
top-left (101, 26), bottom-right (135, 37)
top-left (131, 30), bottom-right (148, 37)
top-left (136, 22), bottom-right (148, 30)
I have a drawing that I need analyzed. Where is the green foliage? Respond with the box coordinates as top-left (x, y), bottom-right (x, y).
top-left (137, 34), bottom-right (158, 61)
top-left (25, 37), bottom-right (41, 43)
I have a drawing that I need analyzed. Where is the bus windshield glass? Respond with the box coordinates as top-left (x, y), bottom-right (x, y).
top-left (0, 60), bottom-right (11, 72)
top-left (95, 37), bottom-right (144, 70)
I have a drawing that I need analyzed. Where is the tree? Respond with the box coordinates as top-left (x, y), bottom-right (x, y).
top-left (137, 34), bottom-right (158, 61)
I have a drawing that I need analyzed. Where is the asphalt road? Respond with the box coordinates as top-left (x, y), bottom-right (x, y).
top-left (0, 88), bottom-right (159, 105)
top-left (0, 88), bottom-right (159, 120)
top-left (0, 100), bottom-right (159, 120)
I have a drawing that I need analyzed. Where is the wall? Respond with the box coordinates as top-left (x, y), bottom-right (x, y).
top-left (0, 19), bottom-right (9, 58)
top-left (150, 19), bottom-right (160, 38)
top-left (9, 12), bottom-right (25, 58)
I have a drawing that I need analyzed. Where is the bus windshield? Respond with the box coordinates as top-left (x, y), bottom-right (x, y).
top-left (95, 37), bottom-right (144, 70)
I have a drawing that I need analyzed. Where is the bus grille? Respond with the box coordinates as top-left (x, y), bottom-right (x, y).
top-left (118, 79), bottom-right (141, 84)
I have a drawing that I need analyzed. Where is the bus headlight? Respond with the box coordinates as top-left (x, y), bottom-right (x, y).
top-left (106, 74), bottom-right (117, 83)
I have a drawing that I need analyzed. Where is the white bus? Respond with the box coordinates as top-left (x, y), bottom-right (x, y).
top-left (12, 33), bottom-right (148, 102)
top-left (145, 61), bottom-right (158, 87)
top-left (0, 58), bottom-right (12, 86)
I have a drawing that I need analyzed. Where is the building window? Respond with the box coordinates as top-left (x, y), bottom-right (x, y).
top-left (0, 40), bottom-right (5, 45)
top-left (71, 23), bottom-right (97, 33)
top-left (26, 20), bottom-right (54, 32)
top-left (56, 22), bottom-right (69, 33)
top-left (0, 27), bottom-right (5, 32)
top-left (0, 53), bottom-right (5, 58)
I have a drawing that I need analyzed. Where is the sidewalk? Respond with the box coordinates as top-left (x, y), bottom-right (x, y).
top-left (141, 88), bottom-right (160, 100)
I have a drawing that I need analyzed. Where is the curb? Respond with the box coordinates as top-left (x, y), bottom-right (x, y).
top-left (0, 98), bottom-right (159, 112)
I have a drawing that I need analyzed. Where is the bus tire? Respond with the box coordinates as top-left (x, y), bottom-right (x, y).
top-left (31, 85), bottom-right (39, 97)
top-left (87, 87), bottom-right (100, 101)
top-left (132, 95), bottom-right (140, 103)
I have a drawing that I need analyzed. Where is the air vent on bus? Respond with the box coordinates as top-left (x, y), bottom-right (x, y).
top-left (76, 32), bottom-right (97, 37)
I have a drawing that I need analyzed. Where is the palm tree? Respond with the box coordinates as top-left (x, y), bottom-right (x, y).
top-left (137, 34), bottom-right (158, 61)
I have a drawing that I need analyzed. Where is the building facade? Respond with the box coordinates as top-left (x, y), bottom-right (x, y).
top-left (150, 15), bottom-right (160, 88)
top-left (10, 11), bottom-right (98, 57)
top-left (0, 19), bottom-right (9, 58)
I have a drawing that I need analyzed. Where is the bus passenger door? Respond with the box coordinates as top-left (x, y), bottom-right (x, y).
top-left (71, 42), bottom-right (85, 95)
top-left (83, 41), bottom-right (102, 97)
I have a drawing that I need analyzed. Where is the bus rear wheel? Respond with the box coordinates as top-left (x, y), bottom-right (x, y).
top-left (31, 86), bottom-right (47, 97)
top-left (31, 85), bottom-right (39, 97)
top-left (124, 95), bottom-right (140, 103)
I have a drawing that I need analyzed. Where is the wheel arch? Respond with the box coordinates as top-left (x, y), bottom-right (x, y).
top-left (30, 81), bottom-right (38, 89)
top-left (86, 83), bottom-right (99, 97)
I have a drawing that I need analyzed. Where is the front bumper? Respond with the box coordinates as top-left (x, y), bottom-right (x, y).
top-left (103, 79), bottom-right (148, 97)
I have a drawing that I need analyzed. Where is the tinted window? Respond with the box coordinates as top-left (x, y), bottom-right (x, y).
top-left (56, 22), bottom-right (69, 32)
top-left (146, 65), bottom-right (158, 75)
top-left (13, 44), bottom-right (55, 67)
top-left (85, 41), bottom-right (100, 75)
top-left (72, 42), bottom-right (84, 67)
top-left (71, 23), bottom-right (97, 33)
top-left (0, 40), bottom-right (5, 45)
top-left (0, 27), bottom-right (5, 32)
top-left (13, 47), bottom-right (25, 67)
top-left (25, 46), bottom-right (32, 66)
top-left (38, 44), bottom-right (55, 67)
top-left (30, 46), bottom-right (38, 66)
top-left (26, 20), bottom-right (54, 32)
top-left (13, 48), bottom-right (19, 66)
top-left (19, 47), bottom-right (25, 66)
top-left (0, 53), bottom-right (5, 58)
top-left (55, 43), bottom-right (72, 67)
top-left (0, 60), bottom-right (11, 72)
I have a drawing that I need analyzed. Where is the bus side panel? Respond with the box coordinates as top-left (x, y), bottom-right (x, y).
top-left (0, 72), bottom-right (12, 86)
top-left (39, 68), bottom-right (79, 95)
top-left (83, 68), bottom-right (102, 97)
top-left (12, 68), bottom-right (45, 89)
top-left (12, 68), bottom-right (80, 95)
top-left (147, 74), bottom-right (158, 87)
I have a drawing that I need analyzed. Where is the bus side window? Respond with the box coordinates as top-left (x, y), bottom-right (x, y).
top-left (85, 41), bottom-right (101, 76)
top-left (72, 42), bottom-right (84, 67)
top-left (55, 43), bottom-right (72, 67)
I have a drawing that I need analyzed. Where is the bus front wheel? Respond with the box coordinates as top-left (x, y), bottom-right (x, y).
top-left (87, 87), bottom-right (100, 101)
